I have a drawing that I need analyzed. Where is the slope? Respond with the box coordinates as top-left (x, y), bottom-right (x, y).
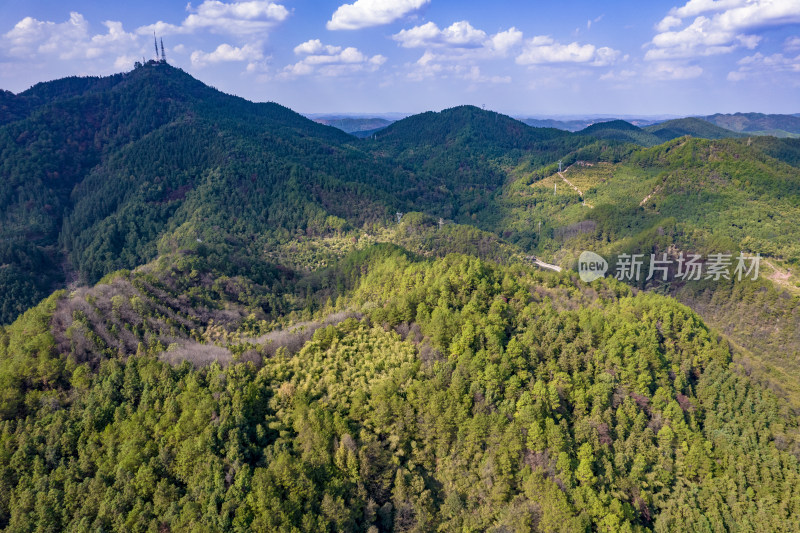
top-left (0, 63), bottom-right (400, 323)
top-left (577, 120), bottom-right (663, 147)
top-left (1, 246), bottom-right (799, 531)
top-left (363, 105), bottom-right (599, 220)
top-left (703, 112), bottom-right (800, 136)
top-left (643, 117), bottom-right (746, 142)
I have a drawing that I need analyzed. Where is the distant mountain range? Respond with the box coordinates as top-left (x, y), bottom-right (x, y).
top-left (701, 112), bottom-right (800, 137)
top-left (519, 117), bottom-right (665, 131)
top-left (313, 112), bottom-right (800, 140)
top-left (309, 116), bottom-right (395, 134)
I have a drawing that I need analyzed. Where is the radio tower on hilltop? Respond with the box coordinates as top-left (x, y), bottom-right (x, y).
top-left (154, 32), bottom-right (159, 61)
top-left (160, 38), bottom-right (166, 62)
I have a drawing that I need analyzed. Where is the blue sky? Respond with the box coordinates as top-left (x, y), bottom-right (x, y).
top-left (1, 0), bottom-right (799, 115)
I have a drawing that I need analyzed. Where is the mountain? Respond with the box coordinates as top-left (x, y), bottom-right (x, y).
top-left (2, 241), bottom-right (800, 532)
top-left (0, 68), bottom-right (599, 325)
top-left (311, 116), bottom-right (394, 134)
top-left (2, 66), bottom-right (800, 532)
top-left (519, 117), bottom-right (665, 132)
top-left (363, 105), bottom-right (597, 220)
top-left (703, 112), bottom-right (800, 136)
top-left (577, 120), bottom-right (664, 146)
top-left (643, 117), bottom-right (746, 142)
top-left (519, 117), bottom-right (596, 131)
top-left (0, 62), bottom-right (413, 323)
top-left (478, 133), bottom-right (800, 405)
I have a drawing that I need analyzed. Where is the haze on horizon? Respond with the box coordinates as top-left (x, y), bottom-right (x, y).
top-left (1, 0), bottom-right (799, 116)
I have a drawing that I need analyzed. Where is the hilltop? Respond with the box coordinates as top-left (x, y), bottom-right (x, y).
top-left (702, 112), bottom-right (800, 137)
top-left (577, 120), bottom-right (663, 146)
top-left (643, 117), bottom-right (746, 142)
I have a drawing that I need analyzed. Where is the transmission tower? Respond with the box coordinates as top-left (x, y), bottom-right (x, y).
top-left (154, 32), bottom-right (159, 61)
top-left (160, 38), bottom-right (166, 62)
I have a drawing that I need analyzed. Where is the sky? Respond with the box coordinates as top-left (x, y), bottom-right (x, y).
top-left (1, 0), bottom-right (799, 116)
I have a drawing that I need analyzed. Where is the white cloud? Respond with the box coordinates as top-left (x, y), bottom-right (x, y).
top-left (190, 42), bottom-right (264, 66)
top-left (393, 21), bottom-right (524, 54)
top-left (516, 35), bottom-right (621, 66)
top-left (656, 15), bottom-right (684, 32)
top-left (293, 39), bottom-right (342, 55)
top-left (463, 65), bottom-right (511, 83)
top-left (138, 1), bottom-right (289, 37)
top-left (393, 21), bottom-right (488, 48)
top-left (727, 51), bottom-right (800, 80)
top-left (599, 69), bottom-right (637, 81)
top-left (785, 35), bottom-right (800, 51)
top-left (646, 62), bottom-right (704, 79)
top-left (282, 40), bottom-right (386, 77)
top-left (587, 14), bottom-right (604, 30)
top-left (5, 12), bottom-right (87, 58)
top-left (87, 21), bottom-right (139, 58)
top-left (407, 52), bottom-right (510, 83)
top-left (114, 54), bottom-right (140, 69)
top-left (490, 28), bottom-right (524, 54)
top-left (669, 0), bottom-right (744, 19)
top-left (3, 12), bottom-right (138, 62)
top-left (327, 0), bottom-right (429, 31)
top-left (393, 21), bottom-right (523, 83)
top-left (648, 0), bottom-right (800, 60)
top-left (392, 21), bottom-right (523, 66)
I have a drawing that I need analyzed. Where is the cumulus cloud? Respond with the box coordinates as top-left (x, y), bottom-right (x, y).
top-left (393, 21), bottom-right (523, 57)
top-left (393, 21), bottom-right (487, 48)
top-left (293, 39), bottom-right (342, 55)
top-left (3, 12), bottom-right (138, 61)
top-left (138, 1), bottom-right (289, 37)
top-left (647, 0), bottom-right (800, 60)
top-left (282, 39), bottom-right (386, 77)
top-left (727, 51), bottom-right (800, 80)
top-left (327, 0), bottom-right (429, 31)
top-left (490, 28), bottom-right (525, 54)
top-left (190, 42), bottom-right (264, 66)
top-left (516, 35), bottom-right (621, 66)
top-left (392, 20), bottom-right (522, 55)
top-left (393, 21), bottom-right (523, 82)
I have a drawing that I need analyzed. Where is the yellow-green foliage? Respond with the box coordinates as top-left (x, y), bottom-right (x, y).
top-left (2, 255), bottom-right (798, 532)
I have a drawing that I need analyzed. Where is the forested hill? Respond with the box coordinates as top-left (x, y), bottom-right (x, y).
top-left (372, 105), bottom-right (568, 149)
top-left (363, 105), bottom-right (601, 220)
top-left (642, 117), bottom-right (745, 142)
top-left (0, 63), bottom-right (384, 323)
top-left (2, 64), bottom-right (800, 532)
top-left (0, 71), bottom-right (591, 324)
top-left (576, 120), bottom-right (663, 147)
top-left (2, 245), bottom-right (800, 532)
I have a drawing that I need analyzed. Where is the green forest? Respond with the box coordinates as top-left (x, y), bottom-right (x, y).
top-left (1, 62), bottom-right (800, 531)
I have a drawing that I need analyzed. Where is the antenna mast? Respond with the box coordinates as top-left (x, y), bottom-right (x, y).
top-left (160, 38), bottom-right (166, 62)
top-left (154, 32), bottom-right (159, 61)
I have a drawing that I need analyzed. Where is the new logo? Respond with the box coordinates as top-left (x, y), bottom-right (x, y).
top-left (578, 251), bottom-right (608, 282)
